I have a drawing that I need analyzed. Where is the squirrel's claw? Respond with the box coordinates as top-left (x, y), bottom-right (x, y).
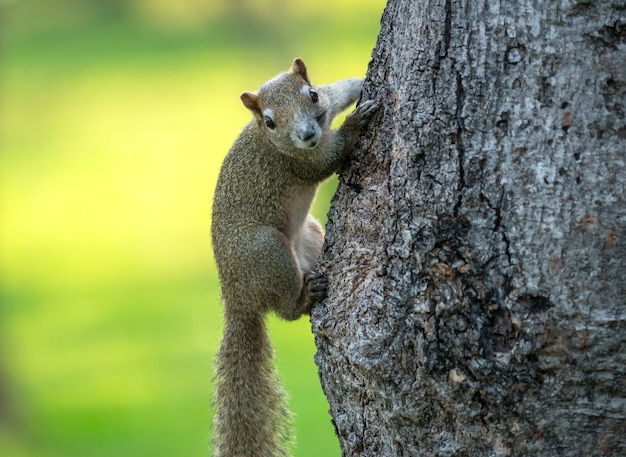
top-left (348, 97), bottom-right (381, 127)
top-left (305, 271), bottom-right (329, 310)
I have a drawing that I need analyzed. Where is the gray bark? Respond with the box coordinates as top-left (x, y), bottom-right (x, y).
top-left (311, 0), bottom-right (626, 456)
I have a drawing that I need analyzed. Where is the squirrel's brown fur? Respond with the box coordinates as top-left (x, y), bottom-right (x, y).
top-left (211, 58), bottom-right (377, 457)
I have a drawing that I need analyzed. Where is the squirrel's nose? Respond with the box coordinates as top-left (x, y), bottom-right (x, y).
top-left (299, 128), bottom-right (316, 142)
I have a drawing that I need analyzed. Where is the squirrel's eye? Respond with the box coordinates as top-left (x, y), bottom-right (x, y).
top-left (309, 89), bottom-right (319, 103)
top-left (264, 116), bottom-right (276, 130)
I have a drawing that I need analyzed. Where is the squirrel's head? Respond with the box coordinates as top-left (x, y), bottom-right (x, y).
top-left (241, 58), bottom-right (329, 151)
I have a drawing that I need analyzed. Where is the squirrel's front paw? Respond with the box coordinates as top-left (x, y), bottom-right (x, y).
top-left (347, 98), bottom-right (381, 128)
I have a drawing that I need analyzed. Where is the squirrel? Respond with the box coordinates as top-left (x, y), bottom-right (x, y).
top-left (210, 57), bottom-right (378, 457)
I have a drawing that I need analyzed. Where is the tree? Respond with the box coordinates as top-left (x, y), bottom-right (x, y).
top-left (311, 0), bottom-right (626, 455)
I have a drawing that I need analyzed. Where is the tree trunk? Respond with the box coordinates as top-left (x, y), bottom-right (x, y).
top-left (311, 0), bottom-right (626, 456)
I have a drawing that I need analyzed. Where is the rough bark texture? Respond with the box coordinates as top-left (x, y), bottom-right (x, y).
top-left (311, 1), bottom-right (626, 456)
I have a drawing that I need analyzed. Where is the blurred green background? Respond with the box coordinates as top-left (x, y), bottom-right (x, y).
top-left (0, 0), bottom-right (384, 456)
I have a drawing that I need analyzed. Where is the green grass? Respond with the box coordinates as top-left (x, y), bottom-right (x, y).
top-left (0, 1), bottom-right (384, 455)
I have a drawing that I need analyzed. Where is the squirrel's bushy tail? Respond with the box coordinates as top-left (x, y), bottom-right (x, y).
top-left (212, 313), bottom-right (293, 457)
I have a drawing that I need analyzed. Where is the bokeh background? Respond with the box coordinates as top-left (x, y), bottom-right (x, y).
top-left (0, 1), bottom-right (384, 456)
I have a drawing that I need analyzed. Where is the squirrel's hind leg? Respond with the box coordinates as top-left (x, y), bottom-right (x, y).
top-left (240, 226), bottom-right (310, 321)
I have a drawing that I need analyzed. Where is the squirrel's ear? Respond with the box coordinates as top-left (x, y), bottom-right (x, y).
top-left (240, 91), bottom-right (262, 120)
top-left (290, 58), bottom-right (311, 84)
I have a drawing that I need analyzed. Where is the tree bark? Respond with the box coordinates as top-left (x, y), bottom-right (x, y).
top-left (311, 0), bottom-right (626, 456)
